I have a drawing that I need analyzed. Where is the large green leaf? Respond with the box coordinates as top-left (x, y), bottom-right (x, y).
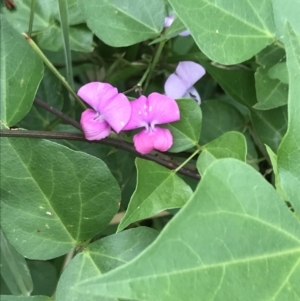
top-left (0, 138), bottom-right (120, 260)
top-left (117, 158), bottom-right (193, 232)
top-left (169, 0), bottom-right (275, 64)
top-left (79, 0), bottom-right (165, 47)
top-left (277, 24), bottom-right (300, 214)
top-left (76, 159), bottom-right (300, 301)
top-left (197, 132), bottom-right (247, 174)
top-left (272, 0), bottom-right (300, 40)
top-left (56, 227), bottom-right (158, 301)
top-left (200, 99), bottom-right (246, 145)
top-left (0, 230), bottom-right (33, 296)
top-left (166, 99), bottom-right (202, 152)
top-left (0, 15), bottom-right (43, 127)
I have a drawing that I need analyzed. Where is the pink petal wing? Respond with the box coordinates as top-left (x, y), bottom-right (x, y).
top-left (183, 86), bottom-right (201, 104)
top-left (153, 127), bottom-right (173, 152)
top-left (133, 130), bottom-right (155, 154)
top-left (164, 73), bottom-right (188, 99)
top-left (100, 92), bottom-right (131, 133)
top-left (147, 92), bottom-right (180, 125)
top-left (77, 82), bottom-right (118, 111)
top-left (80, 109), bottom-right (111, 140)
top-left (176, 61), bottom-right (206, 87)
top-left (122, 95), bottom-right (149, 130)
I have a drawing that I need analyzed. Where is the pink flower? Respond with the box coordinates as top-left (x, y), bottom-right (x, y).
top-left (164, 61), bottom-right (205, 104)
top-left (164, 14), bottom-right (190, 37)
top-left (123, 93), bottom-right (180, 154)
top-left (78, 82), bottom-right (131, 140)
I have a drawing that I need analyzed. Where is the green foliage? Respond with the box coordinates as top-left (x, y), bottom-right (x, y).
top-left (76, 159), bottom-right (300, 300)
top-left (0, 15), bottom-right (43, 127)
top-left (1, 138), bottom-right (120, 260)
top-left (1, 0), bottom-right (300, 299)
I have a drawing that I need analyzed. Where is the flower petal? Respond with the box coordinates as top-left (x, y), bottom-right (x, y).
top-left (133, 130), bottom-right (155, 154)
top-left (80, 109), bottom-right (111, 140)
top-left (164, 73), bottom-right (188, 99)
top-left (164, 14), bottom-right (175, 27)
top-left (77, 82), bottom-right (118, 111)
top-left (153, 127), bottom-right (173, 152)
top-left (147, 92), bottom-right (180, 125)
top-left (183, 86), bottom-right (201, 104)
top-left (176, 61), bottom-right (206, 88)
top-left (178, 30), bottom-right (190, 36)
top-left (122, 95), bottom-right (149, 130)
top-left (99, 92), bottom-right (131, 133)
top-left (133, 127), bottom-right (173, 154)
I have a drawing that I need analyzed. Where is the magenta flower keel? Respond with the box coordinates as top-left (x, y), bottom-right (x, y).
top-left (78, 82), bottom-right (131, 140)
top-left (123, 93), bottom-right (180, 154)
top-left (164, 61), bottom-right (205, 104)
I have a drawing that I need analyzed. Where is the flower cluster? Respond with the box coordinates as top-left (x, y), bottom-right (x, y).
top-left (78, 83), bottom-right (180, 154)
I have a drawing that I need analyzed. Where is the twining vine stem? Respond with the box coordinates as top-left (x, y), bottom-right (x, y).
top-left (0, 130), bottom-right (200, 180)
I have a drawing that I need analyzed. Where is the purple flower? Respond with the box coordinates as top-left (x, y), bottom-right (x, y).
top-left (164, 61), bottom-right (206, 104)
top-left (78, 82), bottom-right (131, 140)
top-left (123, 93), bottom-right (180, 154)
top-left (164, 14), bottom-right (190, 37)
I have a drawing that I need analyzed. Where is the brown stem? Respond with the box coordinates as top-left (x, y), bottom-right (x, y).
top-left (0, 130), bottom-right (200, 180)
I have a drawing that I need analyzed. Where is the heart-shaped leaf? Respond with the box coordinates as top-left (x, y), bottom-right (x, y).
top-left (0, 138), bottom-right (120, 260)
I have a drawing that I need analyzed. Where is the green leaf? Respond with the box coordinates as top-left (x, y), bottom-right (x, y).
top-left (169, 0), bottom-right (275, 64)
top-left (27, 260), bottom-right (57, 296)
top-left (199, 59), bottom-right (257, 108)
top-left (0, 15), bottom-right (44, 127)
top-left (251, 105), bottom-right (288, 151)
top-left (198, 58), bottom-right (288, 151)
top-left (0, 230), bottom-right (33, 296)
top-left (253, 66), bottom-right (288, 110)
top-left (268, 62), bottom-right (289, 84)
top-left (117, 158), bottom-right (193, 232)
top-left (56, 227), bottom-right (158, 301)
top-left (197, 132), bottom-right (247, 174)
top-left (0, 297), bottom-right (51, 301)
top-left (80, 0), bottom-right (165, 47)
top-left (36, 24), bottom-right (93, 52)
top-left (0, 138), bottom-right (120, 260)
top-left (166, 99), bottom-right (202, 152)
top-left (2, 0), bottom-right (93, 52)
top-left (19, 69), bottom-right (63, 130)
top-left (265, 145), bottom-right (287, 201)
top-left (277, 24), bottom-right (300, 213)
top-left (1, 0), bottom-right (55, 32)
top-left (77, 159), bottom-right (300, 301)
top-left (272, 0), bottom-right (300, 40)
top-left (200, 99), bottom-right (246, 145)
top-left (254, 45), bottom-right (288, 110)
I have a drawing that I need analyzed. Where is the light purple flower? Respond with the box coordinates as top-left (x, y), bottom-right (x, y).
top-left (164, 61), bottom-right (206, 104)
top-left (78, 82), bottom-right (131, 140)
top-left (123, 93), bottom-right (180, 154)
top-left (164, 14), bottom-right (190, 37)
